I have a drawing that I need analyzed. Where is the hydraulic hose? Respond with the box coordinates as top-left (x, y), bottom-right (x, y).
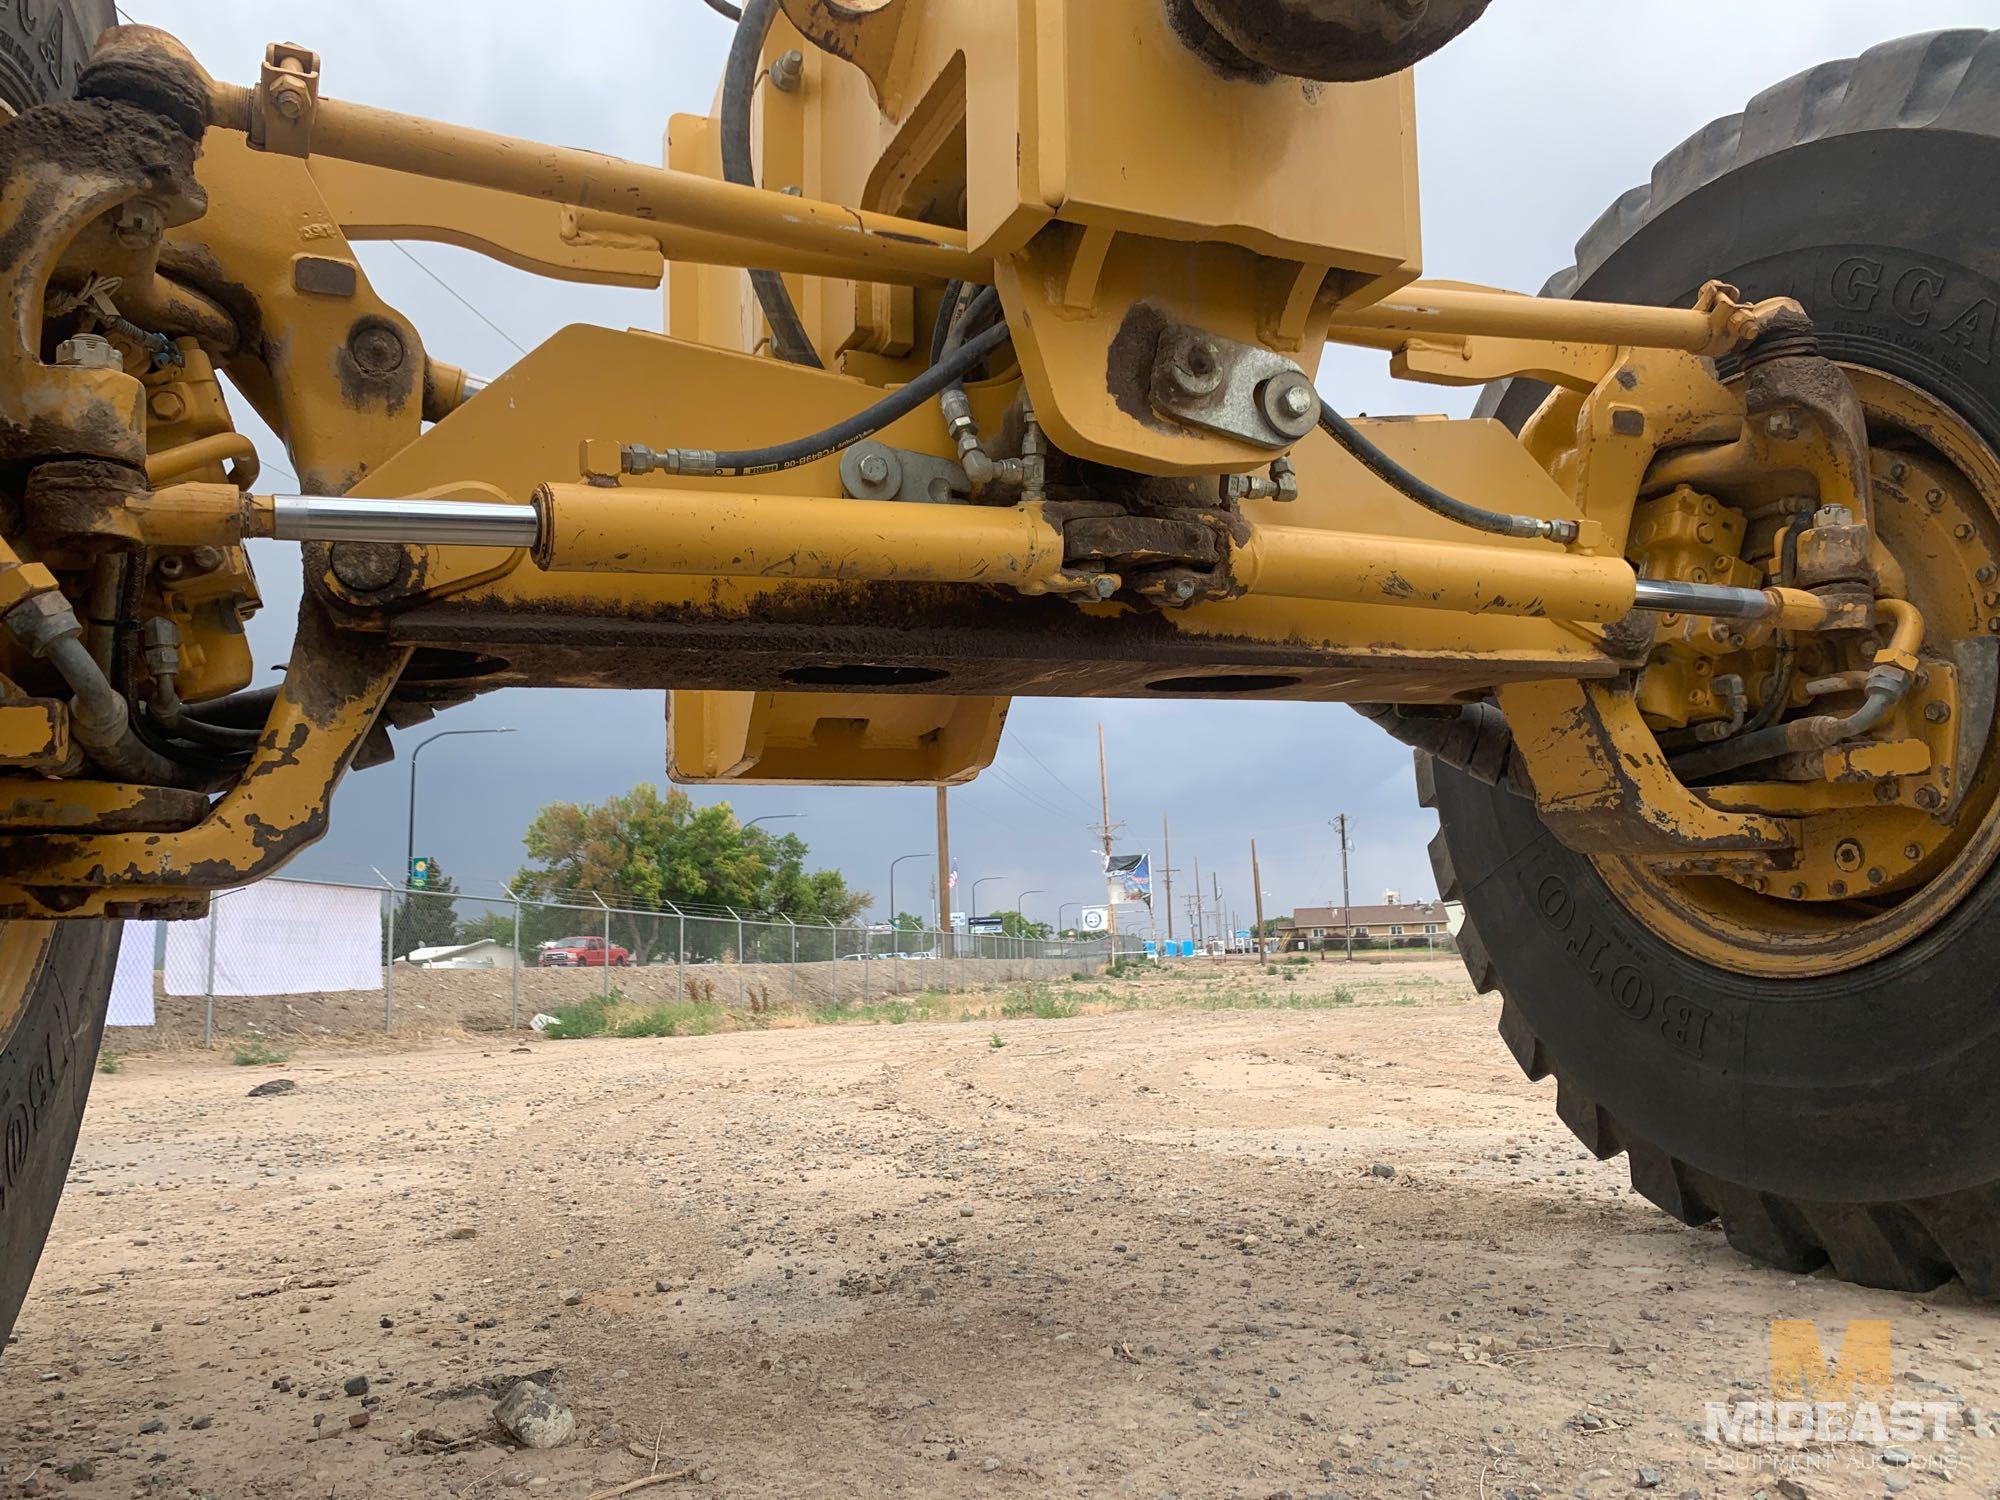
top-left (699, 0), bottom-right (744, 18)
top-left (1317, 405), bottom-right (1579, 544)
top-left (721, 0), bottom-right (822, 368)
top-left (624, 319), bottom-right (1012, 478)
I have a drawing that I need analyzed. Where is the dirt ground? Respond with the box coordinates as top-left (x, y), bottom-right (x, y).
top-left (8, 956), bottom-right (1997, 1499)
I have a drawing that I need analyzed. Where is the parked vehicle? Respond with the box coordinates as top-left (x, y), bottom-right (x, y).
top-left (538, 936), bottom-right (631, 968)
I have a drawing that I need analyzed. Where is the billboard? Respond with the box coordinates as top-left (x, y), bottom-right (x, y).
top-left (1107, 852), bottom-right (1152, 907)
top-left (1079, 906), bottom-right (1110, 932)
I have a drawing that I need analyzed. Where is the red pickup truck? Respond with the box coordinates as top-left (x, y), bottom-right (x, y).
top-left (538, 935), bottom-right (631, 968)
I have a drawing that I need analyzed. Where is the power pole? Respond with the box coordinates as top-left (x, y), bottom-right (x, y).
top-left (1335, 813), bottom-right (1354, 961)
top-left (1191, 854), bottom-right (1205, 947)
top-left (1160, 815), bottom-right (1177, 943)
top-left (1092, 723), bottom-right (1125, 937)
top-left (1250, 839), bottom-right (1266, 962)
top-left (935, 785), bottom-right (952, 958)
top-left (1212, 871), bottom-right (1224, 954)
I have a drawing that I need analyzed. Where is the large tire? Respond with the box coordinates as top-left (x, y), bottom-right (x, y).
top-left (0, 0), bottom-right (118, 1345)
top-left (0, 0), bottom-right (113, 114)
top-left (0, 922), bottom-right (119, 1341)
top-left (1437, 30), bottom-right (2000, 1294)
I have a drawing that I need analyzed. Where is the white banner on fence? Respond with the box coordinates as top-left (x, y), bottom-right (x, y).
top-left (164, 880), bottom-right (383, 996)
top-left (108, 920), bottom-right (157, 1027)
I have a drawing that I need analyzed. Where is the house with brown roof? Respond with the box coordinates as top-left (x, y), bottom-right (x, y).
top-left (1276, 894), bottom-right (1451, 951)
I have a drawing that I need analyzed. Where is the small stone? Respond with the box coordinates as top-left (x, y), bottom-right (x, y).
top-left (1405, 1350), bottom-right (1432, 1368)
top-left (54, 1459), bottom-right (93, 1482)
top-left (1370, 1163), bottom-right (1396, 1179)
top-left (347, 1411), bottom-right (370, 1430)
top-left (654, 1280), bottom-right (672, 1294)
top-left (246, 1078), bottom-right (297, 1097)
top-left (446, 1227), bottom-right (477, 1241)
top-left (1881, 1448), bottom-right (1913, 1467)
top-left (1774, 1480), bottom-right (1808, 1500)
top-left (1884, 1477), bottom-right (1911, 1496)
top-left (1637, 1469), bottom-right (1663, 1489)
top-left (343, 1375), bottom-right (369, 1397)
top-left (190, 1415), bottom-right (213, 1431)
top-left (959, 1206), bottom-right (974, 1218)
top-left (982, 1458), bottom-right (1001, 1472)
top-left (500, 1471), bottom-right (532, 1490)
top-left (1959, 1353), bottom-right (1985, 1371)
top-left (494, 1379), bottom-right (575, 1450)
top-left (561, 1288), bottom-right (583, 1307)
top-left (138, 1419), bottom-right (165, 1434)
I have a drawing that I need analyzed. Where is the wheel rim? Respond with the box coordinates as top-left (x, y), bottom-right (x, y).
top-left (0, 922), bottom-right (55, 1053)
top-left (1596, 365), bottom-right (2000, 977)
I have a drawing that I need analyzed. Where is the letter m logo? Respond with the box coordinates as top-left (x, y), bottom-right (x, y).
top-left (1770, 1319), bottom-right (1892, 1402)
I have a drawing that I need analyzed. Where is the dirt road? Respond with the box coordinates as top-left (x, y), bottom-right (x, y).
top-left (6, 959), bottom-right (1996, 1497)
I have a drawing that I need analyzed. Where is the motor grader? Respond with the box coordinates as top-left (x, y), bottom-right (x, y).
top-left (0, 0), bottom-right (1995, 1335)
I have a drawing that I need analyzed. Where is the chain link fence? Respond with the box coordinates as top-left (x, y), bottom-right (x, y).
top-left (109, 876), bottom-right (1143, 1048)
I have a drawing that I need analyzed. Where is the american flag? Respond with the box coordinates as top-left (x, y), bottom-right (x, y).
top-left (948, 861), bottom-right (959, 891)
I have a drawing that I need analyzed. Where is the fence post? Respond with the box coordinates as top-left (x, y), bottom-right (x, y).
top-left (674, 904), bottom-right (686, 1002)
top-left (507, 884), bottom-right (523, 1030)
top-left (385, 890), bottom-right (396, 1033)
top-left (826, 919), bottom-right (838, 1007)
top-left (202, 893), bottom-right (219, 1048)
top-left (594, 892), bottom-right (612, 999)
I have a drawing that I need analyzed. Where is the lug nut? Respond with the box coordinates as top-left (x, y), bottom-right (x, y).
top-left (1904, 842), bottom-right (1924, 861)
top-left (1833, 839), bottom-right (1863, 872)
top-left (1916, 785), bottom-right (1943, 810)
top-left (1925, 700), bottom-right (1952, 723)
top-left (1867, 867), bottom-right (1885, 886)
top-left (1827, 879), bottom-right (1848, 898)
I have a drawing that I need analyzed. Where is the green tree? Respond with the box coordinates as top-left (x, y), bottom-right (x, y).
top-left (393, 859), bottom-right (460, 957)
top-left (503, 785), bottom-right (870, 961)
top-left (984, 909), bottom-right (1052, 940)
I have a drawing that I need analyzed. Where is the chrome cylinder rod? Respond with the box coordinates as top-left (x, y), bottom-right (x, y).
top-left (1630, 578), bottom-right (1779, 619)
top-left (266, 495), bottom-right (541, 548)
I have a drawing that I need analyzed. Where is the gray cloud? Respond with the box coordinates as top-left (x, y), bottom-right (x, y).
top-left (136, 0), bottom-right (1998, 928)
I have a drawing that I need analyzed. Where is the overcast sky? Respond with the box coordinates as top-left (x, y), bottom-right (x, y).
top-left (131, 0), bottom-right (1999, 932)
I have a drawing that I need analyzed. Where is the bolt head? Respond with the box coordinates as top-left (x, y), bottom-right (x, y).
top-left (1278, 384), bottom-right (1313, 419)
top-left (1786, 883), bottom-right (1807, 900)
top-left (1172, 579), bottom-right (1197, 601)
top-left (1916, 785), bottom-right (1943, 810)
top-left (857, 452), bottom-right (891, 485)
top-left (1904, 842), bottom-right (1925, 861)
top-left (1257, 371), bottom-right (1319, 438)
top-left (1978, 565), bottom-right (1996, 585)
top-left (1833, 839), bottom-right (1864, 872)
top-left (1827, 879), bottom-right (1848, 898)
top-left (1889, 460), bottom-right (1909, 481)
top-left (270, 82), bottom-right (307, 120)
top-left (1091, 575), bottom-right (1118, 599)
top-left (1925, 700), bottom-right (1952, 723)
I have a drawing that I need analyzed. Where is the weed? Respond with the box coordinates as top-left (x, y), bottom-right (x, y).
top-left (230, 1039), bottom-right (292, 1066)
top-left (97, 1051), bottom-right (123, 1075)
top-left (999, 984), bottom-right (1080, 1020)
top-left (988, 1033), bottom-right (1005, 1049)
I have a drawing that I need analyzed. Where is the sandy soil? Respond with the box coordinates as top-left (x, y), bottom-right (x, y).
top-left (8, 957), bottom-right (1997, 1498)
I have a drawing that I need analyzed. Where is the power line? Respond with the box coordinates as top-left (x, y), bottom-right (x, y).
top-left (983, 762), bottom-right (1078, 825)
top-left (1014, 738), bottom-right (1096, 813)
top-left (388, 242), bottom-right (529, 356)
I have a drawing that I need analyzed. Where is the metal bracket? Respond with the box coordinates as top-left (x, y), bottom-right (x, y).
top-left (1148, 324), bottom-right (1320, 450)
top-left (252, 42), bottom-right (321, 157)
top-left (839, 440), bottom-right (971, 504)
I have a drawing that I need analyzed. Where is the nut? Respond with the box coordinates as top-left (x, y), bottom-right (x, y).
top-left (857, 452), bottom-right (891, 485)
top-left (1090, 574), bottom-right (1119, 600)
top-left (1158, 331), bottom-right (1222, 401)
top-left (268, 79), bottom-right (309, 120)
top-left (1915, 785), bottom-right (1943, 811)
top-left (769, 49), bottom-right (804, 91)
top-left (1833, 839), bottom-right (1863, 873)
top-left (54, 334), bottom-right (122, 371)
top-left (1256, 370), bottom-right (1319, 440)
top-left (1924, 701), bottom-right (1952, 724)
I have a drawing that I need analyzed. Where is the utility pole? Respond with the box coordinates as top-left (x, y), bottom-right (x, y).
top-left (1335, 813), bottom-right (1354, 961)
top-left (1160, 815), bottom-right (1177, 944)
top-left (1212, 871), bottom-right (1223, 955)
top-left (1191, 854), bottom-right (1205, 948)
top-left (1092, 723), bottom-right (1125, 936)
top-left (935, 785), bottom-right (952, 958)
top-left (1250, 839), bottom-right (1266, 962)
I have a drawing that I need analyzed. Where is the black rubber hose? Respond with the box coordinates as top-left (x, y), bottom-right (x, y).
top-left (700, 0), bottom-right (744, 19)
top-left (928, 279), bottom-right (964, 366)
top-left (643, 320), bottom-right (1011, 478)
top-left (1670, 681), bottom-right (1901, 782)
top-left (1317, 405), bottom-right (1575, 543)
top-left (721, 0), bottom-right (822, 369)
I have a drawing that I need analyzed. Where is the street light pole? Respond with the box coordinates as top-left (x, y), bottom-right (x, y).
top-left (888, 850), bottom-right (931, 949)
top-left (406, 727), bottom-right (516, 883)
top-left (1058, 901), bottom-right (1080, 934)
top-left (1016, 889), bottom-right (1046, 958)
top-left (744, 813), bottom-right (804, 832)
top-left (970, 875), bottom-right (1004, 918)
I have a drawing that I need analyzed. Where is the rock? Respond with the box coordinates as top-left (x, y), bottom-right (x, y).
top-left (1884, 1477), bottom-right (1911, 1496)
top-left (53, 1458), bottom-right (93, 1482)
top-left (1370, 1163), bottom-right (1396, 1179)
top-left (446, 1227), bottom-right (477, 1241)
top-left (1959, 1353), bottom-right (1985, 1371)
top-left (560, 1289), bottom-right (583, 1307)
top-left (1774, 1480), bottom-right (1808, 1500)
top-left (246, 1079), bottom-right (297, 1097)
top-left (1405, 1351), bottom-right (1432, 1368)
top-left (343, 1375), bottom-right (369, 1397)
top-left (654, 1280), bottom-right (672, 1294)
top-left (1881, 1448), bottom-right (1913, 1468)
top-left (189, 1415), bottom-right (212, 1430)
top-left (347, 1411), bottom-right (370, 1430)
top-left (138, 1419), bottom-right (164, 1434)
top-left (495, 1379), bottom-right (575, 1450)
top-left (1636, 1469), bottom-right (1662, 1489)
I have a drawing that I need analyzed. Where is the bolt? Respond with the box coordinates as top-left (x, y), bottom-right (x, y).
top-left (1867, 867), bottom-right (1885, 886)
top-left (770, 49), bottom-right (805, 91)
top-left (188, 545), bottom-right (222, 575)
top-left (1787, 883), bottom-right (1807, 900)
top-left (1904, 842), bottom-right (1925, 861)
top-left (1091, 575), bottom-right (1118, 600)
top-left (1171, 578), bottom-right (1197, 602)
top-left (329, 541), bottom-right (405, 593)
top-left (1764, 411), bottom-right (1800, 440)
top-left (1925, 700), bottom-right (1952, 724)
top-left (1278, 385), bottom-right (1313, 420)
top-left (1926, 487), bottom-right (1947, 512)
top-left (1827, 880), bottom-right (1848, 898)
top-left (269, 80), bottom-right (308, 120)
top-left (1876, 781), bottom-right (1900, 803)
top-left (1988, 592), bottom-right (2000, 609)
top-left (1161, 332), bottom-right (1222, 400)
top-left (1955, 523), bottom-right (1975, 542)
top-left (148, 390), bottom-right (186, 423)
top-left (1916, 785), bottom-right (1943, 810)
top-left (1256, 370), bottom-right (1319, 438)
top-left (856, 451), bottom-right (891, 485)
top-left (1889, 460), bottom-right (1909, 482)
top-left (1978, 565), bottom-right (1996, 585)
top-left (1833, 839), bottom-right (1864, 872)
top-left (1695, 521), bottom-right (1715, 544)
top-left (154, 555), bottom-right (186, 582)
top-left (1989, 616), bottom-right (2000, 634)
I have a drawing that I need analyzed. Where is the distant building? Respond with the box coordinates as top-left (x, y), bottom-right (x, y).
top-left (407, 938), bottom-right (519, 970)
top-left (1276, 893), bottom-right (1451, 951)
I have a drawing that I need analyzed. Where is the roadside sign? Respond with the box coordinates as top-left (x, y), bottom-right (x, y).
top-left (1080, 906), bottom-right (1110, 932)
top-left (409, 855), bottom-right (434, 890)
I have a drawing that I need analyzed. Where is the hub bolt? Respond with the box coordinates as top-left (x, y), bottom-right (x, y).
top-left (1833, 839), bottom-right (1864, 872)
top-left (1979, 565), bottom-right (1997, 585)
top-left (1905, 842), bottom-right (1925, 861)
top-left (1867, 867), bottom-right (1885, 886)
top-left (1925, 701), bottom-right (1952, 723)
top-left (1916, 785), bottom-right (1943, 810)
top-left (1828, 879), bottom-right (1848, 898)
top-left (857, 452), bottom-right (891, 485)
